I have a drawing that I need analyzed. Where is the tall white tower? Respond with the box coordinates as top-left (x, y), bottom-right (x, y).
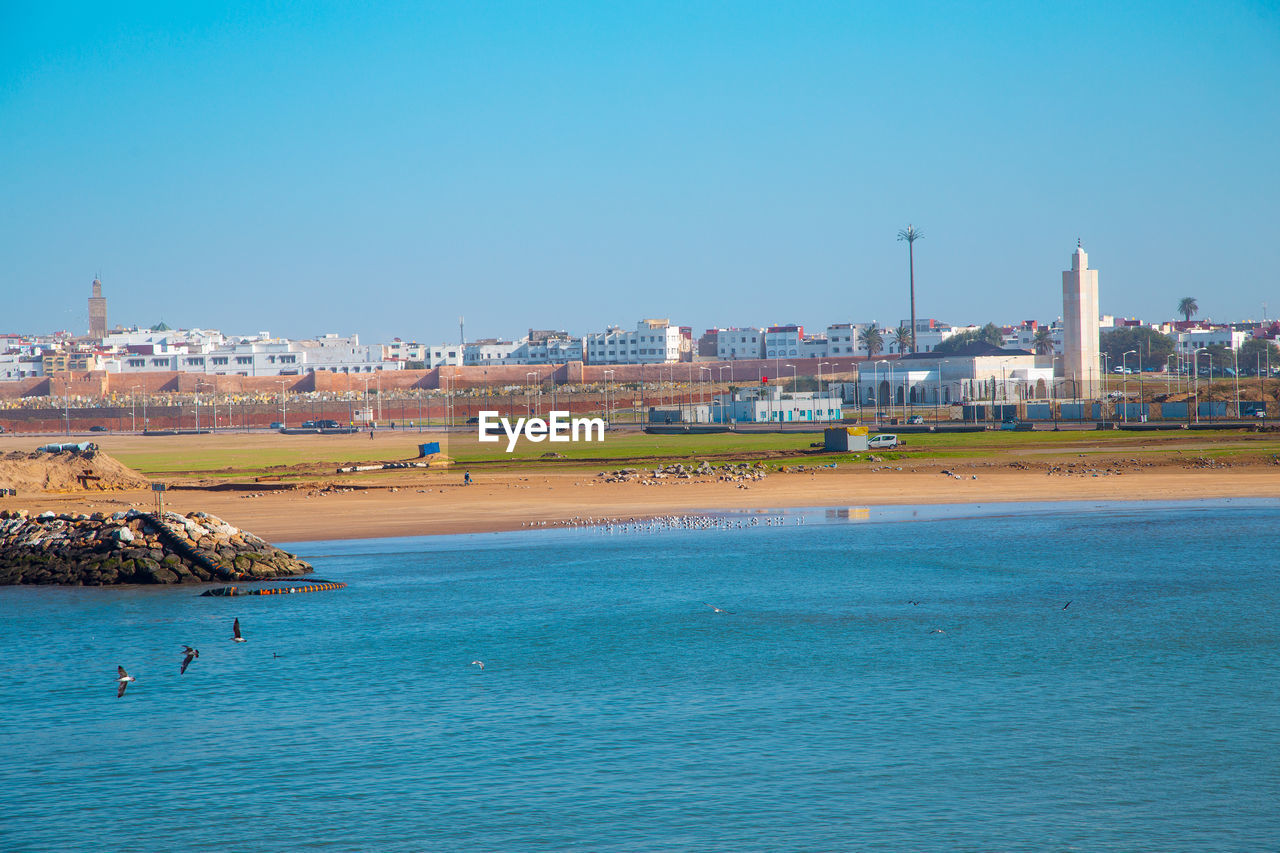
top-left (1060, 241), bottom-right (1100, 398)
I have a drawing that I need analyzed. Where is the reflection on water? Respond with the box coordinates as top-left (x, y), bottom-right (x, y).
top-left (825, 506), bottom-right (871, 521)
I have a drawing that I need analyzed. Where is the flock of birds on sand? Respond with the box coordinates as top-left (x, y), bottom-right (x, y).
top-left (115, 617), bottom-right (245, 697)
top-left (522, 513), bottom-right (804, 535)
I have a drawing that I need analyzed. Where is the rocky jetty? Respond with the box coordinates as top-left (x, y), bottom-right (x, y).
top-left (0, 509), bottom-right (312, 585)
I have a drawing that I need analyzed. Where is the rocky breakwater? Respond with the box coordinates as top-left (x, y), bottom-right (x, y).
top-left (0, 509), bottom-right (313, 585)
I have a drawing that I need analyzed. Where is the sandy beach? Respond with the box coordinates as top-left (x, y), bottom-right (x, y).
top-left (9, 455), bottom-right (1279, 543)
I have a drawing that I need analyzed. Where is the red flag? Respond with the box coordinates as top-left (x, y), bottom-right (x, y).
top-left (762, 375), bottom-right (769, 384)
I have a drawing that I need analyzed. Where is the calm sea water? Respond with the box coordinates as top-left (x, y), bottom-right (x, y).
top-left (2, 499), bottom-right (1278, 852)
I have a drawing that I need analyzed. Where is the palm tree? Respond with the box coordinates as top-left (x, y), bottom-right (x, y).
top-left (1032, 326), bottom-right (1054, 354)
top-left (897, 224), bottom-right (923, 352)
top-left (859, 325), bottom-right (884, 357)
top-left (893, 324), bottom-right (914, 354)
top-left (1178, 297), bottom-right (1199, 323)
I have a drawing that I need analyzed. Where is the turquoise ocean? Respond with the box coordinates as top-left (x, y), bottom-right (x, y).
top-left (2, 499), bottom-right (1278, 852)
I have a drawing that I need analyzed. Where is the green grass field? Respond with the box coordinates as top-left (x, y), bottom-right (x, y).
top-left (95, 424), bottom-right (1280, 483)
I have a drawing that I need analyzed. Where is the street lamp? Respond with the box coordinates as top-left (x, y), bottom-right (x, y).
top-left (817, 362), bottom-right (831, 422)
top-left (1264, 344), bottom-right (1274, 423)
top-left (1232, 346), bottom-right (1241, 420)
top-left (526, 372), bottom-right (537, 419)
top-left (1193, 347), bottom-right (1209, 424)
top-left (699, 366), bottom-right (712, 416)
top-left (935, 366), bottom-right (943, 424)
top-left (875, 360), bottom-right (889, 427)
top-left (718, 365), bottom-right (734, 426)
top-left (784, 364), bottom-right (797, 428)
top-left (277, 380), bottom-right (289, 429)
top-left (1122, 350), bottom-right (1137, 422)
top-left (359, 377), bottom-right (372, 427)
top-left (889, 360), bottom-right (897, 423)
top-left (603, 369), bottom-right (615, 426)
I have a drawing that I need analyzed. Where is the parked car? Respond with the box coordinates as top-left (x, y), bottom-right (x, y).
top-left (868, 433), bottom-right (900, 449)
top-left (906, 415), bottom-right (924, 425)
top-left (269, 422), bottom-right (284, 429)
top-left (300, 420), bottom-right (317, 428)
top-left (89, 425), bottom-right (108, 432)
top-left (316, 419), bottom-right (340, 429)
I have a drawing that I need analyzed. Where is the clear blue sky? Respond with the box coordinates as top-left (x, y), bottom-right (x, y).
top-left (2, 1), bottom-right (1277, 343)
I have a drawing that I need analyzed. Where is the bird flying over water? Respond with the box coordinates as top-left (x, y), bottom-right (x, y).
top-left (471, 660), bottom-right (485, 670)
top-left (116, 666), bottom-right (135, 698)
top-left (1063, 601), bottom-right (1072, 610)
top-left (232, 619), bottom-right (246, 643)
top-left (929, 629), bottom-right (946, 634)
top-left (180, 646), bottom-right (199, 675)
top-left (704, 603), bottom-right (734, 614)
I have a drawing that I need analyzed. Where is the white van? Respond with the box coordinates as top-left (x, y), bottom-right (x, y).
top-left (868, 433), bottom-right (900, 449)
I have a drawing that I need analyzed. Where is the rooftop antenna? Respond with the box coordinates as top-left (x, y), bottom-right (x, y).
top-left (459, 316), bottom-right (465, 347)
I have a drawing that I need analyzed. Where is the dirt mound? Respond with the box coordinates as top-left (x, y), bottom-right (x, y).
top-left (0, 449), bottom-right (150, 493)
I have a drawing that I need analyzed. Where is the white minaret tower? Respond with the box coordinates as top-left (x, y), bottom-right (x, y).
top-left (1060, 240), bottom-right (1100, 398)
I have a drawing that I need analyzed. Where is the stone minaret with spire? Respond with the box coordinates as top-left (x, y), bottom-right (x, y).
top-left (88, 277), bottom-right (107, 340)
top-left (1060, 241), bottom-right (1100, 398)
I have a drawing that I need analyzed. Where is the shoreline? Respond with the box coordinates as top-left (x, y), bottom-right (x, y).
top-left (273, 495), bottom-right (1280, 551)
top-left (7, 462), bottom-right (1280, 544)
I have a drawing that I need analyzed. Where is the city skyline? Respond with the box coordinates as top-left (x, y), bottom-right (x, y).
top-left (3, 2), bottom-right (1277, 342)
top-left (16, 257), bottom-right (1273, 347)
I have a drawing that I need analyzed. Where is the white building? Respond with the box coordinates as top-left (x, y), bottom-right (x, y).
top-left (103, 327), bottom-right (227, 351)
top-left (912, 323), bottom-right (977, 354)
top-left (427, 345), bottom-right (463, 367)
top-left (764, 325), bottom-right (803, 359)
top-left (586, 319), bottom-right (682, 364)
top-left (464, 339), bottom-right (522, 365)
top-left (715, 328), bottom-right (765, 360)
top-left (109, 333), bottom-right (399, 376)
top-left (0, 353), bottom-right (43, 380)
top-left (825, 323), bottom-right (869, 357)
top-left (712, 386), bottom-right (843, 424)
top-left (513, 334), bottom-right (584, 364)
top-left (294, 334), bottom-right (399, 374)
top-left (383, 340), bottom-right (428, 362)
top-left (1004, 321), bottom-right (1064, 354)
top-left (799, 336), bottom-right (829, 358)
top-left (1173, 327), bottom-right (1250, 356)
top-left (461, 333), bottom-right (585, 365)
top-left (885, 345), bottom-right (1058, 405)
